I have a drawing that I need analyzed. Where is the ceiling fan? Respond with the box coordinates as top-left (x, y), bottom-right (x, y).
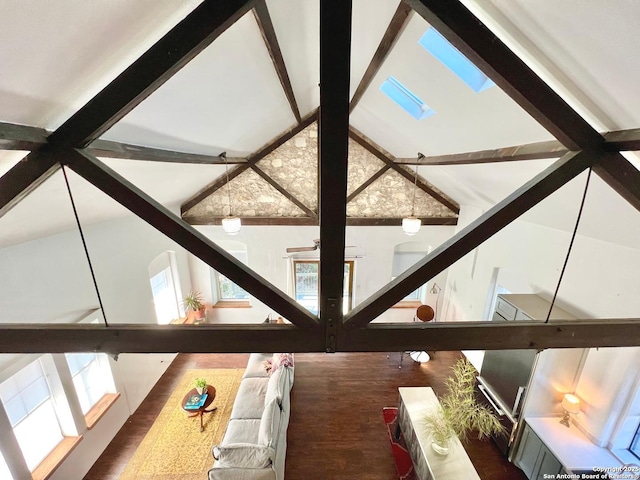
top-left (286, 239), bottom-right (356, 253)
top-left (286, 239), bottom-right (321, 253)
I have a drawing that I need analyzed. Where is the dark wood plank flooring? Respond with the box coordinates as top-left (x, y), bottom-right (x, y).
top-left (84, 352), bottom-right (526, 480)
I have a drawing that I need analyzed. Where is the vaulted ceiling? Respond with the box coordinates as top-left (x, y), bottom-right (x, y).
top-left (1, 0), bottom-right (639, 354)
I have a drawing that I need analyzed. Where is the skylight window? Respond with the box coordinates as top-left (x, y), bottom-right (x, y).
top-left (380, 76), bottom-right (435, 120)
top-left (419, 28), bottom-right (495, 93)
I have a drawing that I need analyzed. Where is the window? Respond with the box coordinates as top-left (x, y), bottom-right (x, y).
top-left (293, 261), bottom-right (354, 314)
top-left (380, 76), bottom-right (436, 120)
top-left (148, 251), bottom-right (183, 324)
top-left (214, 251), bottom-right (250, 303)
top-left (419, 27), bottom-right (495, 93)
top-left (65, 353), bottom-right (110, 414)
top-left (0, 360), bottom-right (63, 470)
top-left (391, 246), bottom-right (429, 305)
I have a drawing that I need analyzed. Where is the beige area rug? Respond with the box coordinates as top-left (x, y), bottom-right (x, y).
top-left (119, 368), bottom-right (245, 480)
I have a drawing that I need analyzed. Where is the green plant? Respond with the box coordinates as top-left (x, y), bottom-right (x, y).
top-left (424, 358), bottom-right (505, 447)
top-left (195, 377), bottom-right (207, 389)
top-left (183, 291), bottom-right (204, 312)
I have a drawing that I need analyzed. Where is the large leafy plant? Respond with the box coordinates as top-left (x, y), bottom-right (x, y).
top-left (424, 358), bottom-right (505, 447)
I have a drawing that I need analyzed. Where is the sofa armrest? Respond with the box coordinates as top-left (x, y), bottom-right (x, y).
top-left (209, 466), bottom-right (276, 480)
top-left (212, 443), bottom-right (275, 469)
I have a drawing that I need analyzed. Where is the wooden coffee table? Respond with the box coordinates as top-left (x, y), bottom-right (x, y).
top-left (181, 385), bottom-right (217, 432)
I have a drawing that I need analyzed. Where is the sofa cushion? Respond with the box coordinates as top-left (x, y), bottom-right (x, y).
top-left (221, 419), bottom-right (261, 445)
top-left (213, 443), bottom-right (275, 469)
top-left (258, 398), bottom-right (281, 447)
top-left (242, 353), bottom-right (272, 379)
top-left (264, 366), bottom-right (286, 406)
top-left (231, 378), bottom-right (268, 419)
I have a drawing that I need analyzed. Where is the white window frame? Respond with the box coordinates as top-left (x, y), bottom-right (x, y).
top-left (293, 260), bottom-right (354, 314)
top-left (212, 250), bottom-right (251, 305)
top-left (148, 251), bottom-right (183, 324)
top-left (65, 353), bottom-right (113, 415)
top-left (0, 358), bottom-right (64, 471)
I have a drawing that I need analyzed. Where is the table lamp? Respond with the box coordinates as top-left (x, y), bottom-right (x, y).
top-left (560, 393), bottom-right (581, 427)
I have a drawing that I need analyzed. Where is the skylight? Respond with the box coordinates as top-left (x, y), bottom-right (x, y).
top-left (379, 76), bottom-right (436, 120)
top-left (419, 28), bottom-right (495, 93)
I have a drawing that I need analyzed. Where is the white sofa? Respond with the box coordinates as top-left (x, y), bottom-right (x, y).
top-left (209, 353), bottom-right (294, 480)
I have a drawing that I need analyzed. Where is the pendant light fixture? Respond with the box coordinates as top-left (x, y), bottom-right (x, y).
top-left (402, 154), bottom-right (423, 236)
top-left (221, 152), bottom-right (241, 235)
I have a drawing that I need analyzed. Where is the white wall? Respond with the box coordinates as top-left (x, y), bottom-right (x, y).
top-left (0, 213), bottom-right (189, 478)
top-left (189, 224), bottom-right (456, 323)
top-left (446, 204), bottom-right (640, 449)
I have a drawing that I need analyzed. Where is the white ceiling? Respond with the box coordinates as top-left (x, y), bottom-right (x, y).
top-left (0, 0), bottom-right (639, 250)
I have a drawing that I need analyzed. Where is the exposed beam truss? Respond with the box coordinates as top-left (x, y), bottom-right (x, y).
top-left (250, 165), bottom-right (318, 219)
top-left (253, 0), bottom-right (302, 123)
top-left (395, 139), bottom-right (568, 166)
top-left (349, 127), bottom-right (460, 214)
top-left (183, 215), bottom-right (457, 226)
top-left (1, 320), bottom-right (639, 354)
top-left (47, 0), bottom-right (255, 149)
top-left (181, 109), bottom-right (318, 214)
top-left (344, 151), bottom-right (595, 328)
top-left (3, 0), bottom-right (640, 356)
top-left (349, 1), bottom-right (411, 112)
top-left (64, 149), bottom-right (319, 330)
top-left (319, 0), bottom-right (352, 352)
top-left (88, 139), bottom-right (246, 164)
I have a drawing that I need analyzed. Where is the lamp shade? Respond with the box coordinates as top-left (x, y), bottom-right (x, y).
top-left (222, 216), bottom-right (241, 235)
top-left (402, 216), bottom-right (421, 236)
top-left (561, 393), bottom-right (581, 414)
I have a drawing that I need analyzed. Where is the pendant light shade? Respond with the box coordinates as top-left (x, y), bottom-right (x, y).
top-left (221, 152), bottom-right (241, 235)
top-left (402, 156), bottom-right (423, 236)
top-left (402, 216), bottom-right (421, 235)
top-left (222, 216), bottom-right (241, 235)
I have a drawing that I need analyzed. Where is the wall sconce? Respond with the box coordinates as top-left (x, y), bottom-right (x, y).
top-left (560, 393), bottom-right (581, 427)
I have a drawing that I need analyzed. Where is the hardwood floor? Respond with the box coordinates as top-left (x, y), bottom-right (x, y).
top-left (84, 352), bottom-right (527, 480)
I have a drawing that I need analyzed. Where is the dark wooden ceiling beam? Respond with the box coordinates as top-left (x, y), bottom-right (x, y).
top-left (592, 153), bottom-right (640, 213)
top-left (182, 215), bottom-right (457, 226)
top-left (0, 149), bottom-right (61, 219)
top-left (395, 139), bottom-right (568, 166)
top-left (404, 0), bottom-right (604, 152)
top-left (181, 110), bottom-right (318, 214)
top-left (63, 149), bottom-right (319, 329)
top-left (319, 0), bottom-right (352, 352)
top-left (344, 150), bottom-right (596, 328)
top-left (250, 165), bottom-right (317, 219)
top-left (346, 165), bottom-right (390, 202)
top-left (339, 320), bottom-right (640, 351)
top-left (603, 127), bottom-right (640, 151)
top-left (88, 139), bottom-right (246, 164)
top-left (349, 127), bottom-right (460, 214)
top-left (47, 0), bottom-right (254, 149)
top-left (349, 1), bottom-right (411, 112)
top-left (0, 122), bottom-right (48, 151)
top-left (253, 0), bottom-right (301, 123)
top-left (0, 324), bottom-right (325, 354)
top-left (1, 320), bottom-right (638, 354)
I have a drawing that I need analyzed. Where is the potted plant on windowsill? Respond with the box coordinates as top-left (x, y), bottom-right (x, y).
top-left (424, 358), bottom-right (505, 455)
top-left (183, 291), bottom-right (206, 320)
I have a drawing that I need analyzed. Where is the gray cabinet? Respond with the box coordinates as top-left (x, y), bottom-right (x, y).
top-left (514, 423), bottom-right (563, 480)
top-left (494, 294), bottom-right (576, 322)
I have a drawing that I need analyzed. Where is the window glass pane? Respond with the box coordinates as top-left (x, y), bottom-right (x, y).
top-left (218, 274), bottom-right (250, 300)
top-left (13, 400), bottom-right (62, 470)
top-left (150, 267), bottom-right (180, 324)
top-left (65, 353), bottom-right (109, 414)
top-left (294, 261), bottom-right (319, 314)
top-left (0, 361), bottom-right (49, 426)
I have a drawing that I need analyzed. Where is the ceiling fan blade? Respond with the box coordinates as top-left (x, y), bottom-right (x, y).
top-left (286, 246), bottom-right (318, 253)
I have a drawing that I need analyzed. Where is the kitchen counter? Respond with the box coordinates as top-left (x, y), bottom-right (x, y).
top-left (526, 417), bottom-right (622, 473)
top-left (398, 387), bottom-right (480, 480)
